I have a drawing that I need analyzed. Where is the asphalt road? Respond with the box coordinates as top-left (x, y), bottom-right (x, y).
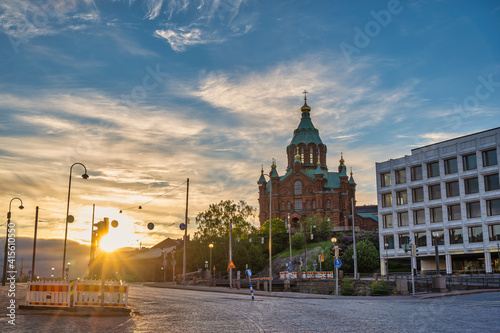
top-left (1, 284), bottom-right (499, 332)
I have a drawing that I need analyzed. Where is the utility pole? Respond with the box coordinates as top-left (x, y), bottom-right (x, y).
top-left (229, 219), bottom-right (233, 289)
top-left (182, 178), bottom-right (189, 284)
top-left (351, 197), bottom-right (358, 279)
top-left (31, 206), bottom-right (39, 281)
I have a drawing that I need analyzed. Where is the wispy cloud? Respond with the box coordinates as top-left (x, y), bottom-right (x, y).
top-left (144, 0), bottom-right (165, 20)
top-left (155, 25), bottom-right (222, 51)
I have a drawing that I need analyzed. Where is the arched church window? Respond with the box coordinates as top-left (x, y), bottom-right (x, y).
top-left (306, 201), bottom-right (310, 209)
top-left (282, 202), bottom-right (284, 210)
top-left (309, 147), bottom-right (313, 164)
top-left (294, 181), bottom-right (302, 194)
top-left (327, 200), bottom-right (330, 209)
top-left (300, 147), bottom-right (304, 163)
top-left (287, 201), bottom-right (291, 210)
top-left (318, 147), bottom-right (321, 164)
top-left (312, 200), bottom-right (316, 209)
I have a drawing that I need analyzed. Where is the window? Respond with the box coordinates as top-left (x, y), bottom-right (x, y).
top-left (489, 224), bottom-right (500, 241)
top-left (309, 148), bottom-right (313, 164)
top-left (444, 157), bottom-right (458, 174)
top-left (466, 201), bottom-right (481, 218)
top-left (294, 181), bottom-right (302, 194)
top-left (382, 193), bottom-right (392, 207)
top-left (327, 200), bottom-right (330, 209)
top-left (464, 177), bottom-right (479, 194)
top-left (485, 174), bottom-right (500, 191)
top-left (430, 207), bottom-right (443, 223)
top-left (415, 232), bottom-right (427, 247)
top-left (487, 199), bottom-right (500, 216)
top-left (468, 226), bottom-right (483, 243)
top-left (413, 209), bottom-right (425, 225)
top-left (432, 230), bottom-right (444, 245)
top-left (428, 184), bottom-right (441, 200)
top-left (395, 169), bottom-right (406, 184)
top-left (427, 161), bottom-right (440, 178)
top-left (287, 201), bottom-right (291, 210)
top-left (384, 235), bottom-right (394, 249)
top-left (399, 233), bottom-right (410, 249)
top-left (412, 187), bottom-right (424, 202)
top-left (312, 200), bottom-right (316, 209)
top-left (446, 181), bottom-right (460, 197)
top-left (396, 191), bottom-right (407, 205)
top-left (381, 172), bottom-right (391, 187)
top-left (398, 211), bottom-right (409, 227)
top-left (449, 228), bottom-right (463, 244)
top-left (300, 147), bottom-right (304, 163)
top-left (482, 149), bottom-right (498, 167)
top-left (282, 202), bottom-right (284, 210)
top-left (447, 204), bottom-right (461, 221)
top-left (383, 214), bottom-right (393, 228)
top-left (306, 201), bottom-right (310, 210)
top-left (463, 153), bottom-right (477, 171)
top-left (295, 199), bottom-right (302, 211)
top-left (411, 165), bottom-right (422, 181)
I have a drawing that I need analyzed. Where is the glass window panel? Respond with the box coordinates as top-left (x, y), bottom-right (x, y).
top-left (445, 158), bottom-right (458, 174)
top-left (382, 193), bottom-right (392, 207)
top-left (415, 232), bottom-right (427, 247)
top-left (399, 233), bottom-right (410, 248)
top-left (449, 228), bottom-right (463, 244)
top-left (487, 199), bottom-right (500, 216)
top-left (430, 207), bottom-right (443, 223)
top-left (446, 181), bottom-right (460, 197)
top-left (485, 174), bottom-right (500, 191)
top-left (397, 191), bottom-right (407, 205)
top-left (384, 235), bottom-right (394, 249)
top-left (398, 211), bottom-right (409, 226)
top-left (432, 230), bottom-right (444, 245)
top-left (413, 209), bottom-right (425, 225)
top-left (412, 187), bottom-right (424, 202)
top-left (489, 224), bottom-right (500, 241)
top-left (294, 181), bottom-right (302, 194)
top-left (381, 172), bottom-right (391, 187)
top-left (466, 201), bottom-right (481, 218)
top-left (428, 184), bottom-right (441, 200)
top-left (396, 169), bottom-right (406, 184)
top-left (295, 198), bottom-right (302, 210)
top-left (411, 165), bottom-right (422, 181)
top-left (483, 149), bottom-right (498, 167)
top-left (468, 226), bottom-right (483, 243)
top-left (463, 153), bottom-right (477, 171)
top-left (383, 214), bottom-right (393, 228)
top-left (465, 178), bottom-right (479, 194)
top-left (447, 204), bottom-right (461, 221)
top-left (427, 161), bottom-right (440, 178)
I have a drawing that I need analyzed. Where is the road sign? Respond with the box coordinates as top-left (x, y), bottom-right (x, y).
top-left (321, 254), bottom-right (324, 262)
top-left (334, 258), bottom-right (342, 268)
top-left (247, 269), bottom-right (252, 277)
top-left (227, 260), bottom-right (236, 269)
top-left (179, 223), bottom-right (186, 230)
top-left (313, 260), bottom-right (316, 264)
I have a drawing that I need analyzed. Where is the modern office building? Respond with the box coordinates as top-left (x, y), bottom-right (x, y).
top-left (376, 128), bottom-right (500, 275)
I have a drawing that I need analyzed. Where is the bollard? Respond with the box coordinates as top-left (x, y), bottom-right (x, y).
top-left (264, 281), bottom-right (268, 292)
top-left (236, 280), bottom-right (241, 290)
top-left (256, 280), bottom-right (260, 290)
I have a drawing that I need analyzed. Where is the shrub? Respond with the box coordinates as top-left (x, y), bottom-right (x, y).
top-left (340, 277), bottom-right (355, 296)
top-left (291, 232), bottom-right (305, 250)
top-left (370, 280), bottom-right (391, 296)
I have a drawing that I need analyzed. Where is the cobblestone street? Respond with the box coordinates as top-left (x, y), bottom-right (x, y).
top-left (1, 284), bottom-right (499, 332)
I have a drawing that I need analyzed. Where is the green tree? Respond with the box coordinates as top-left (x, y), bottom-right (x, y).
top-left (340, 240), bottom-right (379, 273)
top-left (291, 232), bottom-right (305, 250)
top-left (261, 218), bottom-right (288, 254)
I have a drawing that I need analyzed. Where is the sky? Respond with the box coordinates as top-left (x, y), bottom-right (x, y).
top-left (1, 0), bottom-right (500, 277)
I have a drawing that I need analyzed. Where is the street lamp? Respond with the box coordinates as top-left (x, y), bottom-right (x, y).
top-left (351, 197), bottom-right (358, 279)
top-left (259, 161), bottom-right (275, 292)
top-left (209, 243), bottom-right (214, 282)
top-left (384, 242), bottom-right (389, 277)
top-left (62, 162), bottom-right (89, 279)
top-left (66, 262), bottom-right (71, 281)
top-left (61, 162), bottom-right (89, 277)
top-left (287, 213), bottom-right (292, 277)
top-left (331, 237), bottom-right (339, 296)
top-left (2, 197), bottom-right (24, 286)
top-left (432, 231), bottom-right (440, 275)
top-left (51, 267), bottom-right (54, 279)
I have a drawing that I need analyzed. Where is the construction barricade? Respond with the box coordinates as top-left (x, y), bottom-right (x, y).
top-left (73, 280), bottom-right (128, 308)
top-left (25, 280), bottom-right (72, 307)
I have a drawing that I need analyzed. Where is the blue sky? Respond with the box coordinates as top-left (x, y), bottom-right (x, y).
top-left (1, 0), bottom-right (500, 261)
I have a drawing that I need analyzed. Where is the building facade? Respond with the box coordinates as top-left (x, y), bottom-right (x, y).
top-left (376, 128), bottom-right (500, 275)
top-left (257, 98), bottom-right (377, 233)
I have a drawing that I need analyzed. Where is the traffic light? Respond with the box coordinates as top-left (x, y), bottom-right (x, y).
top-left (330, 248), bottom-right (335, 256)
top-left (335, 246), bottom-right (339, 258)
top-left (412, 243), bottom-right (418, 257)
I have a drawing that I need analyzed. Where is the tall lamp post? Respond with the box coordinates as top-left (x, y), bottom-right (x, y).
top-left (259, 160), bottom-right (275, 292)
top-left (351, 197), bottom-right (358, 279)
top-left (384, 242), bottom-right (389, 277)
top-left (2, 197), bottom-right (24, 286)
top-left (287, 213), bottom-right (292, 277)
top-left (432, 231), bottom-right (440, 275)
top-left (62, 162), bottom-right (89, 279)
top-left (209, 243), bottom-right (214, 282)
top-left (331, 237), bottom-right (338, 296)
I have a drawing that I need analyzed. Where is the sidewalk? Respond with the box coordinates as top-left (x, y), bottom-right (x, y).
top-left (144, 282), bottom-right (500, 300)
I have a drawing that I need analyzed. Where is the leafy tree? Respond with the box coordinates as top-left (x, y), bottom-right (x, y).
top-left (291, 232), bottom-right (305, 250)
top-left (261, 218), bottom-right (288, 254)
top-left (340, 240), bottom-right (379, 273)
